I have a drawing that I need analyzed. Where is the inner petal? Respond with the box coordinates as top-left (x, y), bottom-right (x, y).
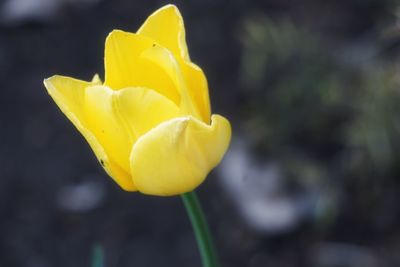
top-left (83, 85), bottom-right (179, 173)
top-left (104, 30), bottom-right (180, 104)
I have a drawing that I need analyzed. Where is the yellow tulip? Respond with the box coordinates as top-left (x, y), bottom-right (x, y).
top-left (43, 4), bottom-right (231, 196)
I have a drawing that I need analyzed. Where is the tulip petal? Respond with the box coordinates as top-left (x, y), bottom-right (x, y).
top-left (44, 76), bottom-right (180, 191)
top-left (137, 4), bottom-right (189, 61)
top-left (139, 44), bottom-right (202, 119)
top-left (104, 30), bottom-right (180, 104)
top-left (106, 32), bottom-right (204, 121)
top-left (130, 115), bottom-right (231, 196)
top-left (44, 75), bottom-right (135, 191)
top-left (84, 85), bottom-right (179, 173)
top-left (183, 62), bottom-right (211, 123)
top-left (91, 74), bottom-right (102, 85)
top-left (137, 5), bottom-right (211, 123)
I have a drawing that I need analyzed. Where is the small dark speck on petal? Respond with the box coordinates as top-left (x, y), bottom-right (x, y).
top-left (152, 43), bottom-right (156, 47)
top-left (100, 160), bottom-right (105, 166)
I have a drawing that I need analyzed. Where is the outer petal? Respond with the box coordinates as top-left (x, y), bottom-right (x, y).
top-left (137, 4), bottom-right (189, 61)
top-left (43, 75), bottom-right (135, 191)
top-left (104, 30), bottom-right (180, 104)
top-left (44, 76), bottom-right (180, 191)
top-left (130, 115), bottom-right (231, 196)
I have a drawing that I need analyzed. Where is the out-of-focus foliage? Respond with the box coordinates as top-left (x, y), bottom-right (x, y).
top-left (348, 66), bottom-right (400, 174)
top-left (91, 245), bottom-right (104, 267)
top-left (238, 5), bottom-right (400, 245)
top-left (228, 8), bottom-right (400, 265)
top-left (240, 15), bottom-right (354, 157)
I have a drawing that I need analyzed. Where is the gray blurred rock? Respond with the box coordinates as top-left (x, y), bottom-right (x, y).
top-left (218, 136), bottom-right (328, 234)
top-left (1, 0), bottom-right (101, 25)
top-left (57, 178), bottom-right (105, 212)
top-left (313, 242), bottom-right (379, 267)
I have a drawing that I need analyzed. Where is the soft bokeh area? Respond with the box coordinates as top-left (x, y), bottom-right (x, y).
top-left (1, 0), bottom-right (400, 266)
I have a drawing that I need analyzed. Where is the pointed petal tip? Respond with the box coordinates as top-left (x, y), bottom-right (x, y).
top-left (105, 29), bottom-right (136, 46)
top-left (43, 75), bottom-right (58, 84)
top-left (105, 29), bottom-right (124, 42)
top-left (107, 29), bottom-right (123, 36)
top-left (43, 75), bottom-right (59, 93)
top-left (91, 74), bottom-right (102, 85)
top-left (155, 4), bottom-right (181, 14)
top-left (43, 77), bottom-right (49, 86)
top-left (137, 3), bottom-right (189, 61)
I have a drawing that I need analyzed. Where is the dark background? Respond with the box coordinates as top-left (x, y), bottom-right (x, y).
top-left (1, 0), bottom-right (400, 266)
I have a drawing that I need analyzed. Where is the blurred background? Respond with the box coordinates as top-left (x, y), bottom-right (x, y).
top-left (1, 0), bottom-right (400, 266)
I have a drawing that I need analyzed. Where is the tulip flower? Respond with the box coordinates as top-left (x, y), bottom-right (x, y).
top-left (43, 5), bottom-right (231, 196)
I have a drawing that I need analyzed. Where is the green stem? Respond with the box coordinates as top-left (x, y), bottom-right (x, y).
top-left (91, 244), bottom-right (104, 267)
top-left (181, 191), bottom-right (220, 267)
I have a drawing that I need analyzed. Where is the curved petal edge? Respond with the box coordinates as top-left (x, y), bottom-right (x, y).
top-left (130, 114), bottom-right (231, 196)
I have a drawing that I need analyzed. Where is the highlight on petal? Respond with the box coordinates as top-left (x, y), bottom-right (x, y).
top-left (130, 115), bottom-right (231, 196)
top-left (43, 75), bottom-right (135, 191)
top-left (104, 30), bottom-right (180, 104)
top-left (91, 74), bottom-right (102, 85)
top-left (137, 4), bottom-right (189, 61)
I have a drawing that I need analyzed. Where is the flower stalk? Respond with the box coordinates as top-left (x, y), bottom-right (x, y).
top-left (181, 191), bottom-right (220, 267)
